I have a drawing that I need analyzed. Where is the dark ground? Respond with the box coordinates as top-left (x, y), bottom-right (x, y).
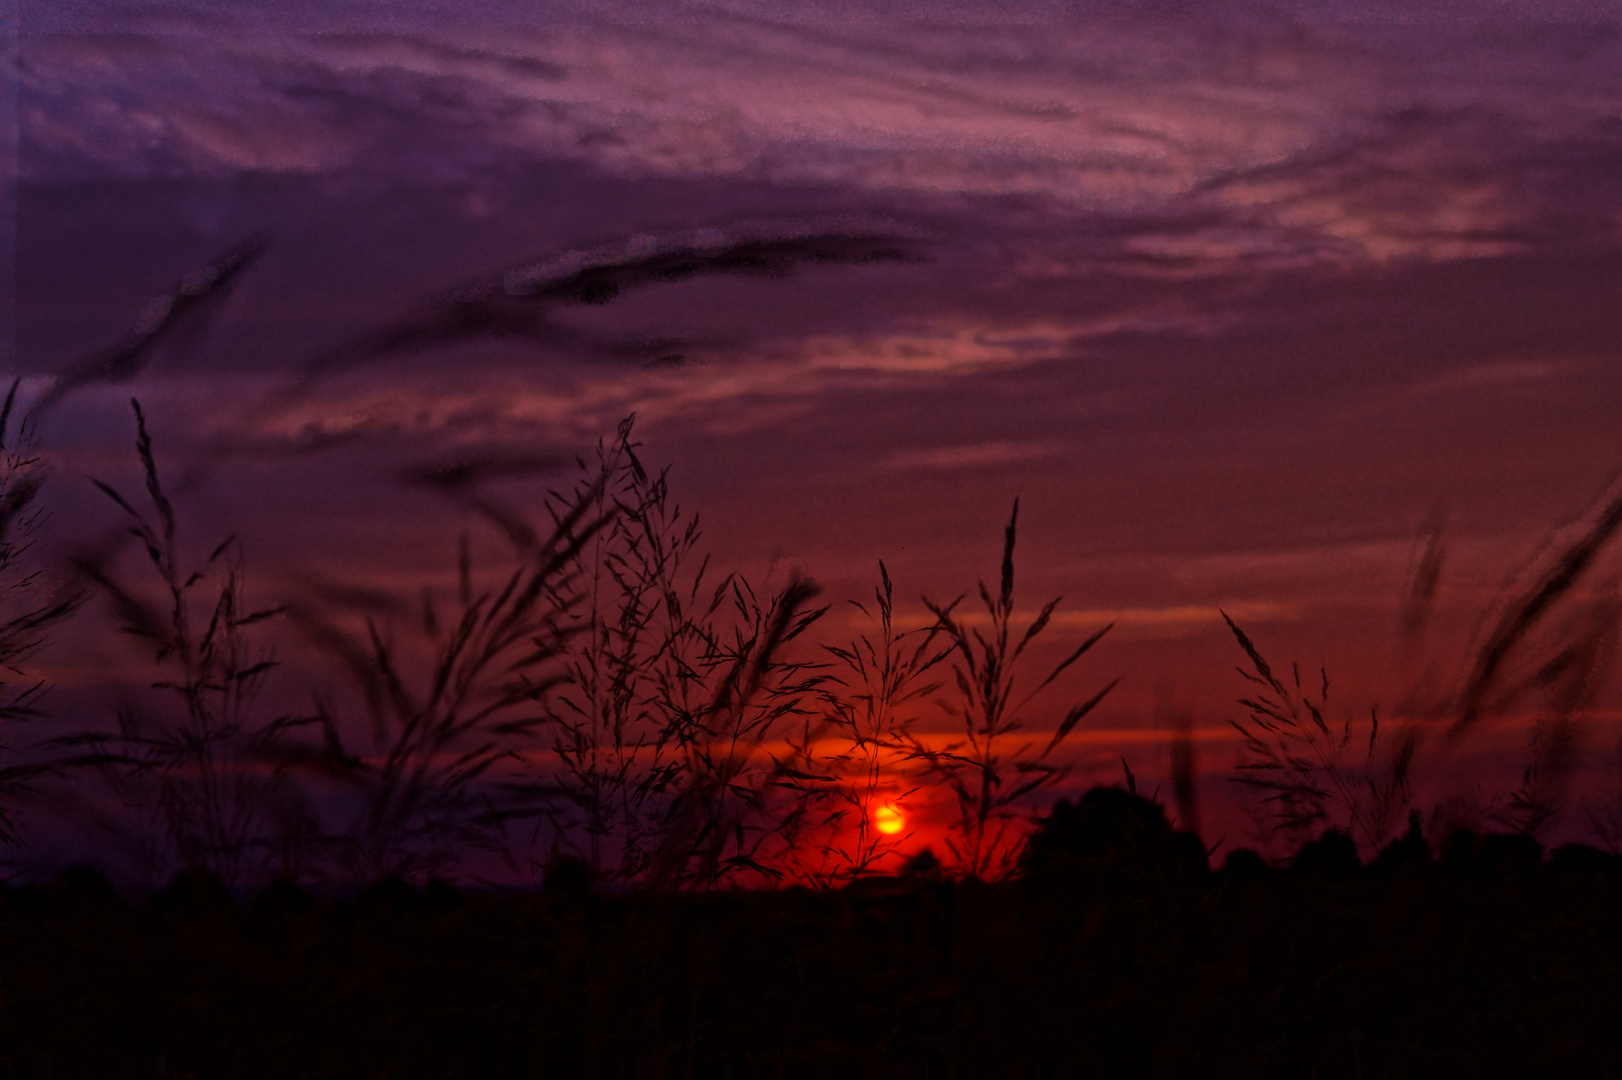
top-left (4, 826), bottom-right (1622, 1080)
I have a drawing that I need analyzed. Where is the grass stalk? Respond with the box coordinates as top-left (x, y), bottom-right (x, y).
top-left (910, 499), bottom-right (1120, 878)
top-left (0, 379), bottom-right (83, 846)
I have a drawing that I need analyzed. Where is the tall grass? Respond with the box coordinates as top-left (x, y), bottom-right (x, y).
top-left (29, 402), bottom-right (1132, 890)
top-left (51, 400), bottom-right (314, 888)
top-left (525, 419), bottom-right (694, 884)
top-left (29, 397), bottom-right (836, 889)
top-left (800, 559), bottom-right (953, 883)
top-left (521, 417), bottom-right (833, 889)
top-left (1225, 477), bottom-right (1622, 854)
top-left (631, 570), bottom-right (829, 889)
top-left (0, 379), bottom-right (82, 846)
top-left (34, 397), bottom-right (1622, 885)
top-left (280, 440), bottom-right (612, 883)
top-left (909, 499), bottom-right (1121, 878)
top-left (1223, 614), bottom-right (1415, 854)
top-left (27, 230), bottom-right (1622, 891)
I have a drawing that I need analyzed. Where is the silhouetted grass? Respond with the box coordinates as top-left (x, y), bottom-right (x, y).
top-left (523, 416), bottom-right (835, 890)
top-left (11, 401), bottom-right (1622, 1076)
top-left (1223, 611), bottom-right (1416, 854)
top-left (910, 498), bottom-right (1121, 878)
top-left (21, 410), bottom-right (1134, 895)
top-left (803, 559), bottom-right (952, 884)
top-left (46, 400), bottom-right (315, 889)
top-left (0, 379), bottom-right (83, 845)
top-left (1224, 476), bottom-right (1622, 858)
top-left (15, 225), bottom-right (1622, 1078)
top-left (274, 429), bottom-right (610, 884)
top-left (22, 231), bottom-right (1622, 895)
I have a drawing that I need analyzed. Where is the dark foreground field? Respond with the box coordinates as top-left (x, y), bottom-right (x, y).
top-left (6, 833), bottom-right (1622, 1080)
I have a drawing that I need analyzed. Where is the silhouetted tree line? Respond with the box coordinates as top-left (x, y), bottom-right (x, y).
top-left (6, 784), bottom-right (1622, 1078)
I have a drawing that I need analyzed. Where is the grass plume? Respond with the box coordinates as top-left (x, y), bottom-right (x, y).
top-left (1226, 478), bottom-right (1622, 855)
top-left (50, 399), bottom-right (310, 888)
top-left (0, 379), bottom-right (82, 845)
top-left (910, 498), bottom-right (1121, 878)
top-left (801, 559), bottom-right (953, 883)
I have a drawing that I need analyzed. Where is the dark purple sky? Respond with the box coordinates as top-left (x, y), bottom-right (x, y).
top-left (10, 0), bottom-right (1622, 861)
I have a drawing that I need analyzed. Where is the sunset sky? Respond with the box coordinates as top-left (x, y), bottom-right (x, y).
top-left (9, 0), bottom-right (1622, 868)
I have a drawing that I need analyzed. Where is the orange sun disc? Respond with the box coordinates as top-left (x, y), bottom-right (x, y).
top-left (873, 803), bottom-right (905, 835)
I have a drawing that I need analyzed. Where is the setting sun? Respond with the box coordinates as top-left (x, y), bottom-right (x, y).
top-left (873, 803), bottom-right (905, 835)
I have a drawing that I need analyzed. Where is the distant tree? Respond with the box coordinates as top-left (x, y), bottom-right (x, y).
top-left (1018, 785), bottom-right (1209, 888)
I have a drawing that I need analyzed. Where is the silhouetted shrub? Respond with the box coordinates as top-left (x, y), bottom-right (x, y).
top-left (356, 873), bottom-right (418, 913)
top-left (250, 875), bottom-right (315, 921)
top-left (899, 846), bottom-right (943, 880)
top-left (1440, 829), bottom-right (1545, 877)
top-left (1440, 827), bottom-right (1482, 871)
top-left (1370, 809), bottom-right (1431, 875)
top-left (422, 876), bottom-right (464, 911)
top-left (41, 863), bottom-right (120, 910)
top-left (1219, 848), bottom-right (1269, 880)
top-left (1162, 829), bottom-right (1211, 882)
top-left (1481, 832), bottom-right (1543, 876)
top-left (1549, 842), bottom-right (1617, 876)
top-left (1289, 829), bottom-right (1361, 878)
top-left (1018, 785), bottom-right (1203, 887)
top-left (543, 854), bottom-right (593, 898)
top-left (155, 867), bottom-right (231, 913)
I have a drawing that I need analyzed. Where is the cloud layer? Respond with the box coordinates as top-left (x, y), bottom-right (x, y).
top-left (14, 8), bottom-right (1622, 857)
top-left (22, 16), bottom-right (1622, 265)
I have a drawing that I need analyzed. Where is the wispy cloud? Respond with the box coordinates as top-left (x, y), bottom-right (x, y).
top-left (891, 600), bottom-right (1298, 633)
top-left (23, 16), bottom-right (1622, 269)
top-left (884, 440), bottom-right (1058, 471)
